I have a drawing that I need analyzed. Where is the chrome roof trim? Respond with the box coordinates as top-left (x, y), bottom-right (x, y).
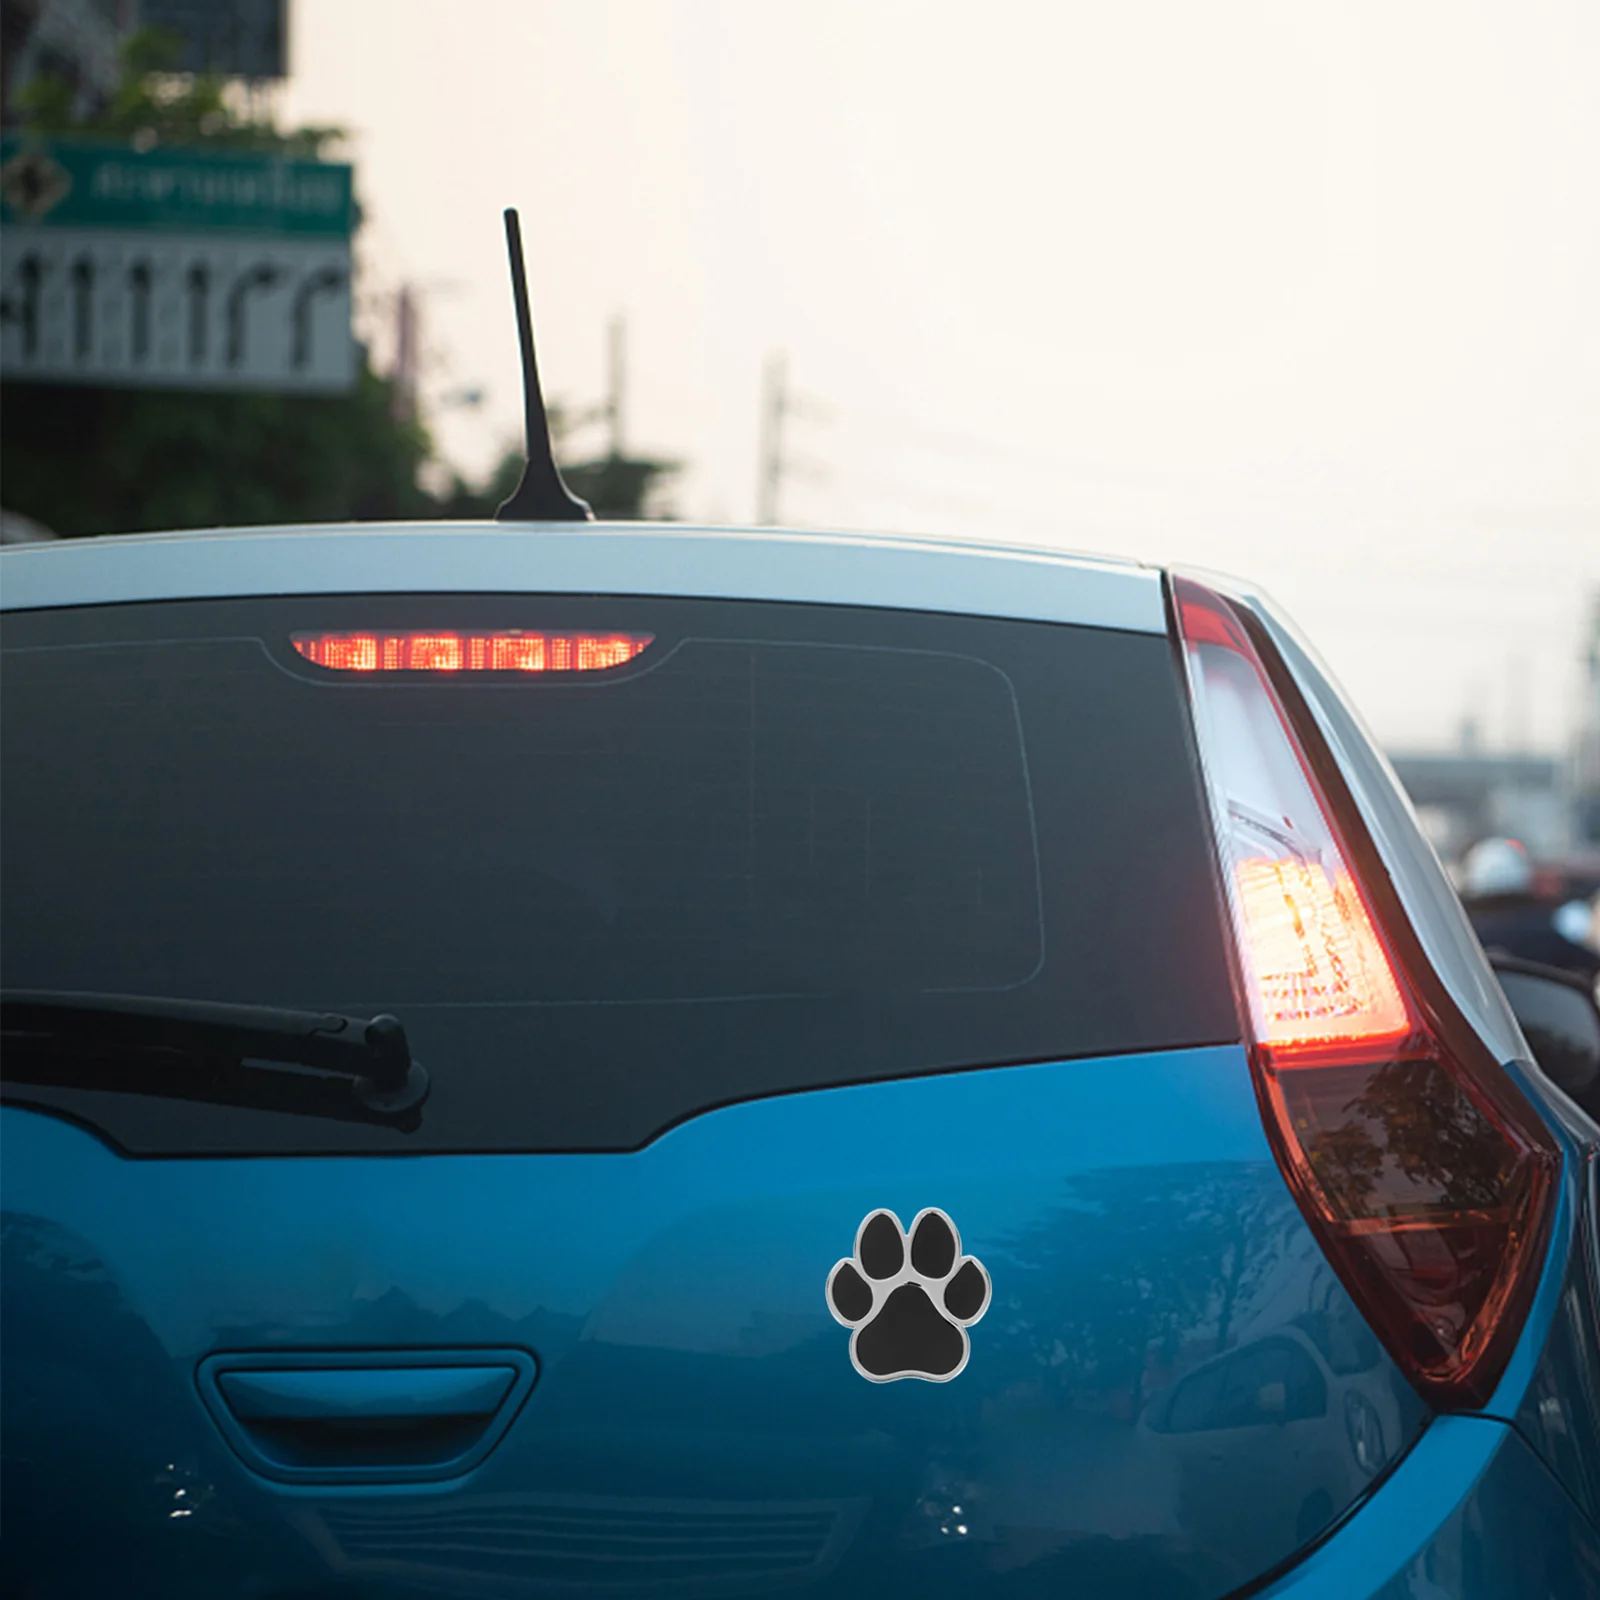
top-left (0, 522), bottom-right (1166, 634)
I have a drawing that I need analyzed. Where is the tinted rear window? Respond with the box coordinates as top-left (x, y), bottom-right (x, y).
top-left (0, 594), bottom-right (1235, 1153)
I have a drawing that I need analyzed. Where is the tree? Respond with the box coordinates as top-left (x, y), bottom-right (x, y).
top-left (430, 400), bottom-right (681, 522)
top-left (3, 366), bottom-right (436, 536)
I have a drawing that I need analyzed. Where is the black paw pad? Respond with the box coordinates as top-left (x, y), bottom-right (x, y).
top-left (828, 1261), bottom-right (873, 1323)
top-left (825, 1207), bottom-right (990, 1383)
top-left (943, 1259), bottom-right (990, 1322)
top-left (857, 1211), bottom-right (905, 1279)
top-left (910, 1210), bottom-right (957, 1277)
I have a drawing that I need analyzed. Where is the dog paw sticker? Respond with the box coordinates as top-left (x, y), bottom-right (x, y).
top-left (826, 1208), bottom-right (991, 1382)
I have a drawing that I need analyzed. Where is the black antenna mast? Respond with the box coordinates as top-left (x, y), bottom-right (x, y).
top-left (495, 208), bottom-right (593, 522)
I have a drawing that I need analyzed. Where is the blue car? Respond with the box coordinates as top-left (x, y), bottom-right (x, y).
top-left (3, 522), bottom-right (1599, 1598)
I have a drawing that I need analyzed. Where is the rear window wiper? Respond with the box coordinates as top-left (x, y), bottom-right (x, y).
top-left (0, 992), bottom-right (430, 1130)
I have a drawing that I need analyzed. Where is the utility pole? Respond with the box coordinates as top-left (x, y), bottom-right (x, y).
top-left (606, 314), bottom-right (626, 458)
top-left (757, 351), bottom-right (787, 525)
top-left (390, 284), bottom-right (418, 423)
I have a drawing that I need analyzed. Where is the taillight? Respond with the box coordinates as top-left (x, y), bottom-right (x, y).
top-left (1174, 576), bottom-right (1559, 1407)
top-left (291, 632), bottom-right (653, 673)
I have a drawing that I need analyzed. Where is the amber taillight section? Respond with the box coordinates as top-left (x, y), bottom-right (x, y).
top-left (1174, 575), bottom-right (1559, 1406)
top-left (292, 632), bottom-right (653, 673)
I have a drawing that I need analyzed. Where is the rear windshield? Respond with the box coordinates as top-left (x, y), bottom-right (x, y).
top-left (0, 593), bottom-right (1235, 1153)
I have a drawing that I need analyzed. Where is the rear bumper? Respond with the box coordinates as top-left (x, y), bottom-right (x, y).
top-left (1253, 1414), bottom-right (1600, 1599)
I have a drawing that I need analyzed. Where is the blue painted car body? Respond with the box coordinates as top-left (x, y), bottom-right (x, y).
top-left (1255, 1414), bottom-right (1600, 1599)
top-left (3, 525), bottom-right (1599, 1596)
top-left (7, 1044), bottom-right (1598, 1595)
top-left (1, 1044), bottom-right (1429, 1595)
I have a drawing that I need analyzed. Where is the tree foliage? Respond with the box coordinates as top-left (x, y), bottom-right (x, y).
top-left (4, 368), bottom-right (434, 536)
top-left (433, 404), bottom-right (680, 522)
top-left (13, 27), bottom-right (342, 157)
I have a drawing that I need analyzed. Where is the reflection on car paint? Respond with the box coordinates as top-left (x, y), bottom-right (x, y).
top-left (1, 1048), bottom-right (1434, 1597)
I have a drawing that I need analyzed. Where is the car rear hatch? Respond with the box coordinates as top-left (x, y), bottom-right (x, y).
top-left (2, 588), bottom-right (1433, 1598)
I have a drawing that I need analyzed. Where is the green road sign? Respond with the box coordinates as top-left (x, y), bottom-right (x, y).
top-left (0, 137), bottom-right (353, 235)
top-left (1, 138), bottom-right (355, 393)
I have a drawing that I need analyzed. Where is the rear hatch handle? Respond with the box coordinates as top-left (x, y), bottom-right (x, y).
top-left (197, 1351), bottom-right (538, 1485)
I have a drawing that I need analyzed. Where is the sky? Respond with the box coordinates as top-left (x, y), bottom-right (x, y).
top-left (282, 0), bottom-right (1600, 754)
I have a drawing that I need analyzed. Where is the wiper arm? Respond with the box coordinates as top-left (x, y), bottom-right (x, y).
top-left (1, 991), bottom-right (430, 1130)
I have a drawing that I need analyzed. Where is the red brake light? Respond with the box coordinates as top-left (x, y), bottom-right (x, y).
top-left (1231, 854), bottom-right (1409, 1059)
top-left (1175, 576), bottom-right (1559, 1407)
top-left (291, 632), bottom-right (653, 673)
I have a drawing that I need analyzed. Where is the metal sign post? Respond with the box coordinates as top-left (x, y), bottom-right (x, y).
top-left (0, 138), bottom-right (355, 394)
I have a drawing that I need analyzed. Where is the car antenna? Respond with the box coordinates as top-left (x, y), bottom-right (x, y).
top-left (495, 207), bottom-right (593, 522)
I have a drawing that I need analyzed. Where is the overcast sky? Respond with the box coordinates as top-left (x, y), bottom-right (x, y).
top-left (283, 0), bottom-right (1599, 754)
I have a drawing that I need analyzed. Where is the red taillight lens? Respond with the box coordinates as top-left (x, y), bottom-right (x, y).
top-left (291, 632), bottom-right (653, 673)
top-left (1175, 576), bottom-right (1559, 1406)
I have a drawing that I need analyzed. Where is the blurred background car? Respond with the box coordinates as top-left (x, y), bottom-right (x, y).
top-left (1457, 835), bottom-right (1600, 984)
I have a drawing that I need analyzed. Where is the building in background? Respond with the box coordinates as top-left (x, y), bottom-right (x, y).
top-left (1392, 588), bottom-right (1600, 867)
top-left (1390, 751), bottom-right (1566, 863)
top-left (2, 0), bottom-right (128, 123)
top-left (2, 0), bottom-right (285, 126)
top-left (136, 0), bottom-right (285, 80)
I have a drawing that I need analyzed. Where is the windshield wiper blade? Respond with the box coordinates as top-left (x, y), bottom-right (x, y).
top-left (0, 991), bottom-right (430, 1129)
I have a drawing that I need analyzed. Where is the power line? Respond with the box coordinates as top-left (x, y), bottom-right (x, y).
top-left (795, 390), bottom-right (1600, 533)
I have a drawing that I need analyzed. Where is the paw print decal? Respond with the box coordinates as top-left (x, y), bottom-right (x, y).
top-left (825, 1208), bottom-right (991, 1382)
